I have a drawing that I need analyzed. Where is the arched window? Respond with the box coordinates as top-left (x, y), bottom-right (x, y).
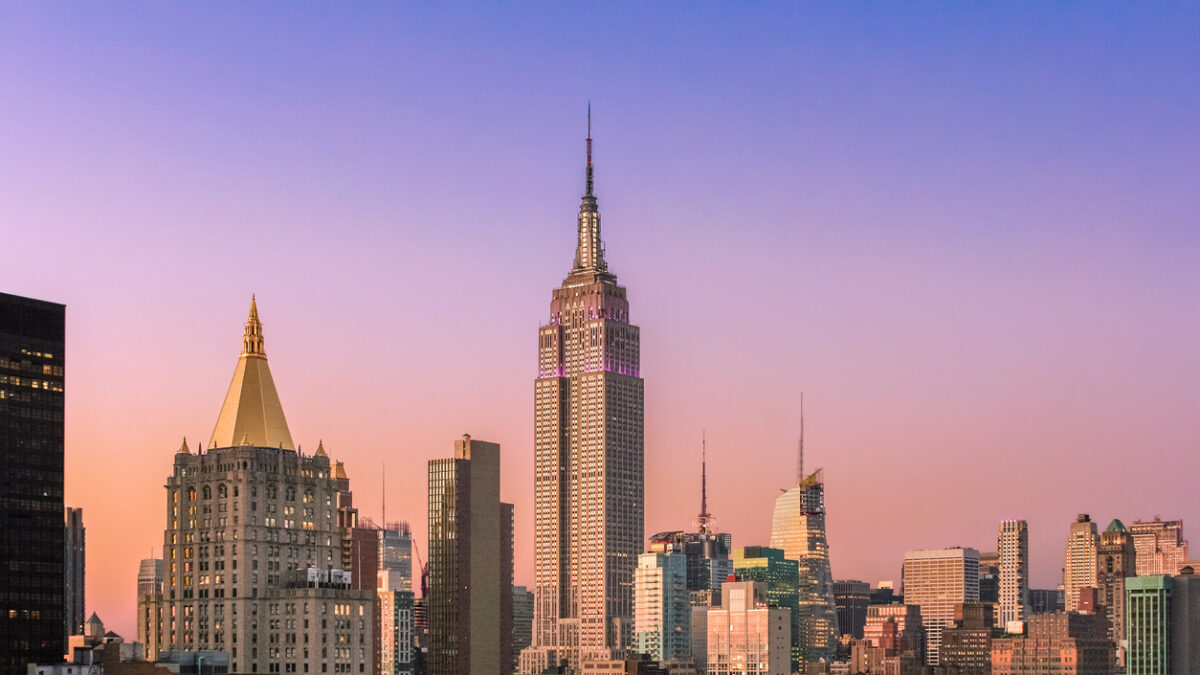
top-left (188, 488), bottom-right (197, 502)
top-left (218, 484), bottom-right (228, 499)
top-left (202, 486), bottom-right (212, 500)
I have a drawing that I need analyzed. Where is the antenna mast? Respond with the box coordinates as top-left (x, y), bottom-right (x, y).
top-left (797, 393), bottom-right (805, 485)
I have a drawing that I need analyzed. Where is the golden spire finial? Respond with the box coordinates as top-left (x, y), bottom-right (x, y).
top-left (243, 295), bottom-right (265, 357)
top-left (177, 436), bottom-right (190, 454)
top-left (315, 439), bottom-right (326, 456)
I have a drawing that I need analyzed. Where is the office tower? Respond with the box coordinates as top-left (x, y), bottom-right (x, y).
top-left (379, 567), bottom-right (415, 675)
top-left (1065, 514), bottom-right (1100, 613)
top-left (1126, 575), bottom-right (1172, 675)
top-left (706, 579), bottom-right (791, 675)
top-left (1130, 519), bottom-right (1189, 576)
top-left (648, 531), bottom-right (733, 607)
top-left (513, 586), bottom-right (534, 670)
top-left (0, 292), bottom-right (65, 671)
top-left (998, 520), bottom-right (1029, 628)
top-left (979, 551), bottom-right (1000, 604)
top-left (902, 547), bottom-right (980, 666)
top-left (633, 551), bottom-right (690, 661)
top-left (1029, 589), bottom-right (1064, 615)
top-left (150, 298), bottom-right (375, 673)
top-left (137, 558), bottom-right (165, 661)
top-left (940, 603), bottom-right (998, 675)
top-left (1096, 519), bottom-right (1137, 653)
top-left (428, 435), bottom-right (514, 675)
top-left (379, 524), bottom-right (414, 592)
top-left (64, 506), bottom-right (85, 641)
top-left (1170, 567), bottom-right (1200, 674)
top-left (833, 580), bottom-right (870, 639)
top-left (991, 612), bottom-right (1112, 675)
top-left (733, 546), bottom-right (800, 671)
top-left (768, 411), bottom-right (839, 666)
top-left (850, 604), bottom-right (924, 675)
top-left (524, 113), bottom-right (644, 672)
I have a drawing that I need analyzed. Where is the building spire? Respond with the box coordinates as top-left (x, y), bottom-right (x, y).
top-left (796, 393), bottom-right (805, 486)
top-left (243, 294), bottom-right (265, 357)
top-left (573, 103), bottom-right (607, 273)
top-left (697, 430), bottom-right (712, 533)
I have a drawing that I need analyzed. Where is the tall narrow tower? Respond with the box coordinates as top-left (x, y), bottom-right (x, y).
top-left (769, 406), bottom-right (840, 667)
top-left (523, 110), bottom-right (645, 672)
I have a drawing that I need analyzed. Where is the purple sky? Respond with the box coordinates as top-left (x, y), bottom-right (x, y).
top-left (2, 4), bottom-right (1197, 638)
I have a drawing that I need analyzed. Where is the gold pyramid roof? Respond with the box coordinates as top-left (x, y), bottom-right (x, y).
top-left (209, 297), bottom-right (295, 451)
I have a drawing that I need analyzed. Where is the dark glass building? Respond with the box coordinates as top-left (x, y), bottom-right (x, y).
top-left (0, 292), bottom-right (65, 673)
top-left (834, 580), bottom-right (871, 639)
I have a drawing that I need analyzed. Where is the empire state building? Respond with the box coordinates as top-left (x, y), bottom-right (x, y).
top-left (521, 114), bottom-right (645, 673)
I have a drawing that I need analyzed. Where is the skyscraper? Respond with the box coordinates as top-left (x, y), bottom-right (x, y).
top-left (833, 580), bottom-right (871, 640)
top-left (1096, 519), bottom-right (1136, 657)
top-left (1130, 519), bottom-right (1189, 577)
top-left (64, 506), bottom-right (85, 641)
top-left (151, 298), bottom-right (375, 673)
top-left (427, 435), bottom-right (514, 675)
top-left (524, 112), bottom-right (644, 672)
top-left (0, 292), bottom-right (65, 672)
top-left (902, 547), bottom-right (980, 666)
top-left (1064, 514), bottom-right (1100, 613)
top-left (991, 612), bottom-right (1112, 675)
top-left (1126, 575), bottom-right (1172, 675)
top-left (997, 520), bottom-right (1029, 628)
top-left (768, 409), bottom-right (839, 666)
top-left (633, 550), bottom-right (690, 662)
top-left (378, 522), bottom-right (416, 675)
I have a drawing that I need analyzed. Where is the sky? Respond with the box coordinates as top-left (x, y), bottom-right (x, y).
top-left (1, 4), bottom-right (1198, 639)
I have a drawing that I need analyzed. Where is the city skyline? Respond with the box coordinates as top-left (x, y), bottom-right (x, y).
top-left (2, 3), bottom-right (1196, 645)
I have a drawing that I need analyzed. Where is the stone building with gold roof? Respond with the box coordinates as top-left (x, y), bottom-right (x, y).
top-left (144, 298), bottom-right (374, 674)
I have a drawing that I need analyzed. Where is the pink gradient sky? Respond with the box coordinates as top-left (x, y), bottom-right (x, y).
top-left (2, 4), bottom-right (1198, 639)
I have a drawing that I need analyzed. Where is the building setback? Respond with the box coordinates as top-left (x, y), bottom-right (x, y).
top-left (0, 292), bottom-right (66, 672)
top-left (427, 435), bottom-right (514, 675)
top-left (1096, 519), bottom-right (1136, 661)
top-left (1130, 519), bottom-right (1189, 577)
top-left (136, 557), bottom-right (165, 661)
top-left (147, 298), bottom-right (374, 674)
top-left (522, 113), bottom-right (645, 674)
top-left (732, 547), bottom-right (800, 672)
top-left (940, 603), bottom-right (999, 675)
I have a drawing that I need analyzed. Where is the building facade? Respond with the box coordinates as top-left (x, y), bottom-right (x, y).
top-left (850, 604), bottom-right (924, 675)
top-left (633, 552), bottom-right (689, 662)
top-left (378, 570), bottom-right (414, 675)
top-left (732, 547), bottom-right (799, 672)
top-left (65, 506), bottom-right (86, 643)
top-left (997, 520), bottom-right (1028, 628)
top-left (902, 547), bottom-right (980, 666)
top-left (1129, 519), bottom-right (1189, 577)
top-left (940, 603), bottom-right (998, 675)
top-left (1064, 514), bottom-right (1100, 614)
top-left (148, 299), bottom-right (374, 674)
top-left (1170, 567), bottom-right (1200, 674)
top-left (0, 292), bottom-right (66, 673)
top-left (523, 116), bottom-right (645, 672)
top-left (647, 532), bottom-right (733, 607)
top-left (706, 580), bottom-right (791, 675)
top-left (513, 586), bottom-right (534, 670)
top-left (991, 612), bottom-right (1112, 675)
top-left (427, 435), bottom-right (514, 675)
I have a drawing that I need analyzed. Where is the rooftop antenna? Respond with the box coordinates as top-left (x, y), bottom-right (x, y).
top-left (585, 102), bottom-right (594, 196)
top-left (697, 431), bottom-right (712, 533)
top-left (796, 393), bottom-right (805, 485)
top-left (381, 462), bottom-right (386, 529)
